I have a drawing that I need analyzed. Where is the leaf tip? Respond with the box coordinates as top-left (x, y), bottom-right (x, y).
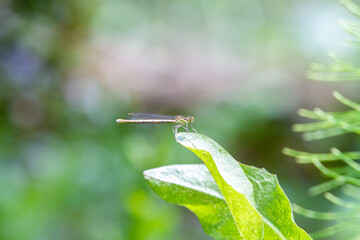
top-left (282, 147), bottom-right (291, 155)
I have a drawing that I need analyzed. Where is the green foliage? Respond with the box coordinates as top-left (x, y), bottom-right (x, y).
top-left (290, 92), bottom-right (360, 140)
top-left (307, 0), bottom-right (360, 82)
top-left (144, 164), bottom-right (238, 240)
top-left (144, 132), bottom-right (311, 240)
top-left (284, 0), bottom-right (360, 239)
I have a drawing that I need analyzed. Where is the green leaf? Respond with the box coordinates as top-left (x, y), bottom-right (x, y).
top-left (340, 0), bottom-right (360, 18)
top-left (144, 132), bottom-right (311, 240)
top-left (144, 164), bottom-right (240, 240)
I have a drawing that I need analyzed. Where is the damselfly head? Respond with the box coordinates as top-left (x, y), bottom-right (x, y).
top-left (187, 116), bottom-right (194, 122)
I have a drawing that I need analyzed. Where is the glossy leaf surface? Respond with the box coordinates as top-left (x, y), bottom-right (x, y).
top-left (144, 133), bottom-right (311, 240)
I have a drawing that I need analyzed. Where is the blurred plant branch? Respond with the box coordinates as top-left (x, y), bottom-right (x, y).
top-left (284, 0), bottom-right (360, 239)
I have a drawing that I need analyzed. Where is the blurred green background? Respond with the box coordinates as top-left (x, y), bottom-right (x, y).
top-left (1, 0), bottom-right (358, 239)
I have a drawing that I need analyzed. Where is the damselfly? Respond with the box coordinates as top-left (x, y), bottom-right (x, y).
top-left (116, 113), bottom-right (196, 135)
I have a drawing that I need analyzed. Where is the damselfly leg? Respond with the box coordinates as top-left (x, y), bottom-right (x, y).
top-left (184, 122), bottom-right (189, 132)
top-left (172, 123), bottom-right (185, 136)
top-left (190, 123), bottom-right (197, 133)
